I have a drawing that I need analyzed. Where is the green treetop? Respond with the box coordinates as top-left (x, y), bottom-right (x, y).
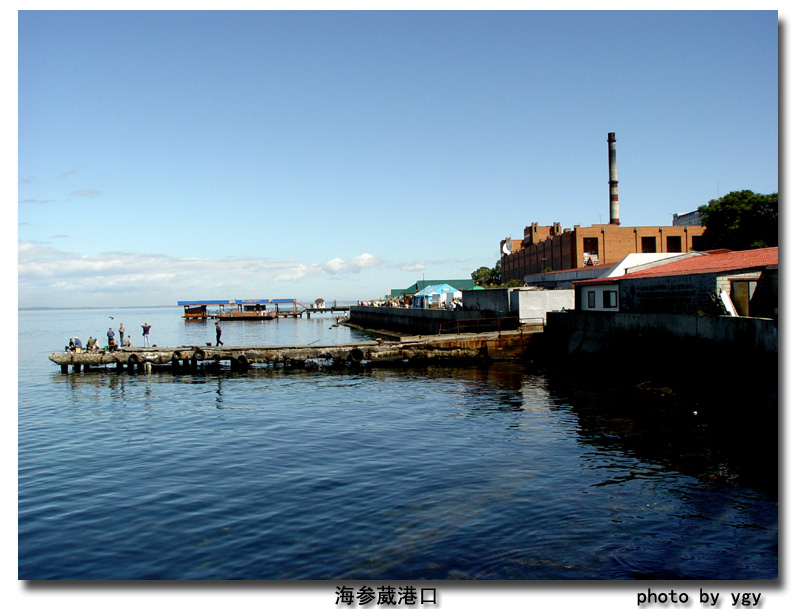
top-left (698, 190), bottom-right (777, 250)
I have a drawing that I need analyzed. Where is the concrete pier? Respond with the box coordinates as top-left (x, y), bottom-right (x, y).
top-left (49, 330), bottom-right (540, 374)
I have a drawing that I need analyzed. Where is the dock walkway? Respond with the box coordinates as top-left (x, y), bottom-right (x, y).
top-left (48, 330), bottom-right (538, 373)
top-left (212, 306), bottom-right (351, 320)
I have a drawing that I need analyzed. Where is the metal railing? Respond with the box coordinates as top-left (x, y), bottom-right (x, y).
top-left (438, 316), bottom-right (520, 335)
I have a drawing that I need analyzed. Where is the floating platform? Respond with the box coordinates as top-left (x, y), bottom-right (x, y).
top-left (48, 330), bottom-right (539, 374)
top-left (212, 307), bottom-right (351, 320)
top-left (213, 310), bottom-right (278, 320)
top-left (179, 298), bottom-right (350, 320)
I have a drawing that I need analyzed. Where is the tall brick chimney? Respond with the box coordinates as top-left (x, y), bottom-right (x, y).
top-left (608, 132), bottom-right (619, 225)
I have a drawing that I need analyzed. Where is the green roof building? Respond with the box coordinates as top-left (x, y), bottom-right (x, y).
top-left (389, 279), bottom-right (476, 297)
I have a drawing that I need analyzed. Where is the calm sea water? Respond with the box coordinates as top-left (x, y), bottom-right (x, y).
top-left (18, 306), bottom-right (778, 580)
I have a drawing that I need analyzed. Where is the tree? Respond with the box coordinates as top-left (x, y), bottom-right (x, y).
top-left (471, 262), bottom-right (527, 288)
top-left (698, 190), bottom-right (778, 250)
top-left (471, 261), bottom-right (501, 287)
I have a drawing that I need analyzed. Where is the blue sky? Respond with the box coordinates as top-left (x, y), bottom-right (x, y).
top-left (17, 10), bottom-right (778, 308)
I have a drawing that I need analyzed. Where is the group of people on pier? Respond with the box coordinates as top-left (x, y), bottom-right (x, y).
top-left (66, 321), bottom-right (152, 352)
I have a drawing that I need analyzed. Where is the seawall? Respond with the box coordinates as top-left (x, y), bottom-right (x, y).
top-left (544, 311), bottom-right (777, 357)
top-left (538, 311), bottom-right (778, 427)
top-left (347, 306), bottom-right (520, 335)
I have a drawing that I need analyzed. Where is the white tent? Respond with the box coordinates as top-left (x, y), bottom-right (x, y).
top-left (412, 283), bottom-right (462, 308)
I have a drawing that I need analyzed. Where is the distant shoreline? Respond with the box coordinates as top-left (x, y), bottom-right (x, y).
top-left (19, 301), bottom-right (360, 312)
top-left (18, 305), bottom-right (175, 312)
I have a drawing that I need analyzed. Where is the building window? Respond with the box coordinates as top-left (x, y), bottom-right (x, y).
top-left (583, 237), bottom-right (599, 266)
top-left (641, 236), bottom-right (657, 253)
top-left (666, 236), bottom-right (682, 253)
top-left (603, 290), bottom-right (617, 308)
top-left (587, 291), bottom-right (596, 309)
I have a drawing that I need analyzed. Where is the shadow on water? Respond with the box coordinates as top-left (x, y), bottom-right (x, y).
top-left (49, 353), bottom-right (778, 496)
top-left (534, 351), bottom-right (778, 498)
top-left (346, 358), bottom-right (778, 500)
top-left (24, 308), bottom-right (779, 580)
top-left (52, 350), bottom-right (778, 497)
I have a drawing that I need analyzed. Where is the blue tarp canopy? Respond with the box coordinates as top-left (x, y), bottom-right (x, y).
top-left (414, 283), bottom-right (459, 296)
top-left (178, 299), bottom-right (293, 306)
top-left (412, 284), bottom-right (460, 308)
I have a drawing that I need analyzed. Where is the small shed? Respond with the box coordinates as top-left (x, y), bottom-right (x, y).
top-left (177, 300), bottom-right (234, 319)
top-left (235, 299), bottom-right (271, 314)
top-left (315, 298), bottom-right (326, 309)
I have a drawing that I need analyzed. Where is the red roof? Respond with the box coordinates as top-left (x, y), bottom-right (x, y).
top-left (577, 247), bottom-right (778, 284)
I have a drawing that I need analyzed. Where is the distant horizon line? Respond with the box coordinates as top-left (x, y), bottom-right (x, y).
top-left (19, 301), bottom-right (363, 312)
top-left (18, 304), bottom-right (175, 312)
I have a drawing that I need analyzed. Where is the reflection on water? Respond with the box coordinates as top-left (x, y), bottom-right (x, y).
top-left (46, 356), bottom-right (778, 498)
top-left (542, 361), bottom-right (778, 497)
top-left (19, 307), bottom-right (777, 579)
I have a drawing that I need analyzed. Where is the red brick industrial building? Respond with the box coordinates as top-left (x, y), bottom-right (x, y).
top-left (499, 133), bottom-right (708, 283)
top-left (500, 222), bottom-right (707, 283)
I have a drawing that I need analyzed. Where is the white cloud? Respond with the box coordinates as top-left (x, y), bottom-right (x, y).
top-left (18, 198), bottom-right (55, 205)
top-left (398, 261), bottom-right (427, 272)
top-left (57, 165), bottom-right (81, 180)
top-left (322, 253), bottom-right (382, 274)
top-left (17, 244), bottom-right (432, 307)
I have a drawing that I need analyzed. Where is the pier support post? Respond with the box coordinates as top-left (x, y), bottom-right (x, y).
top-left (61, 364), bottom-right (68, 374)
top-left (73, 363), bottom-right (81, 373)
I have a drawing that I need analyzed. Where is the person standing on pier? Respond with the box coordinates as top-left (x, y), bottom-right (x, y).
top-left (215, 322), bottom-right (223, 346)
top-left (107, 327), bottom-right (115, 348)
top-left (119, 323), bottom-right (125, 345)
top-left (141, 322), bottom-right (151, 347)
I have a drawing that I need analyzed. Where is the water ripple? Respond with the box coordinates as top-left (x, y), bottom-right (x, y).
top-left (18, 308), bottom-right (778, 580)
